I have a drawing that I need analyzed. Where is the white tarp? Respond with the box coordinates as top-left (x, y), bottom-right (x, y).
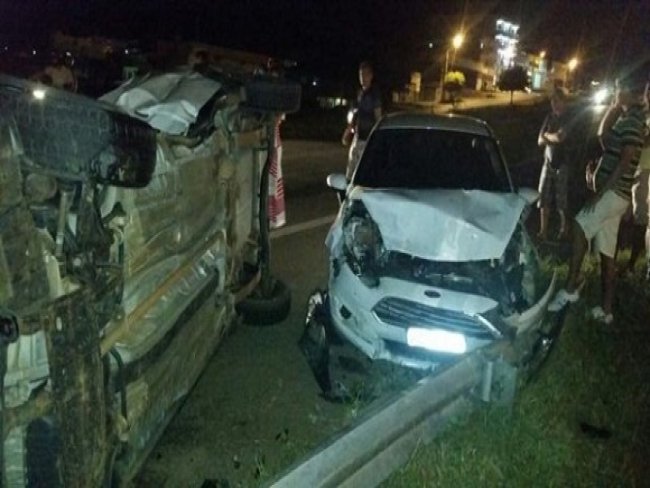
top-left (327, 188), bottom-right (527, 262)
top-left (100, 71), bottom-right (221, 135)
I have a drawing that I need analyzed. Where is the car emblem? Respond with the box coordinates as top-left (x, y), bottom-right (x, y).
top-left (424, 290), bottom-right (440, 298)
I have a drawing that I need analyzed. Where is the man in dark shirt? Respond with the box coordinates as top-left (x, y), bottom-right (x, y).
top-left (342, 61), bottom-right (382, 180)
top-left (537, 89), bottom-right (572, 240)
top-left (548, 70), bottom-right (648, 323)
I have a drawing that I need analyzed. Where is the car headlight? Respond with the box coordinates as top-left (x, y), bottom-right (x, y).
top-left (406, 327), bottom-right (467, 354)
top-left (342, 201), bottom-right (383, 286)
top-left (593, 87), bottom-right (609, 105)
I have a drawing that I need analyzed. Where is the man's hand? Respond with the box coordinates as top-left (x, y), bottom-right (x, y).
top-left (585, 160), bottom-right (596, 191)
top-left (341, 125), bottom-right (353, 146)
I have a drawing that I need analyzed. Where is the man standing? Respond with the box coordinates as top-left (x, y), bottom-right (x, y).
top-left (620, 116), bottom-right (650, 275)
top-left (43, 53), bottom-right (77, 92)
top-left (548, 71), bottom-right (648, 324)
top-left (537, 89), bottom-right (573, 240)
top-left (342, 61), bottom-right (382, 180)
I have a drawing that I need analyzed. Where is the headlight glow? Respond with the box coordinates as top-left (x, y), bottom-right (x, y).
top-left (593, 87), bottom-right (609, 105)
top-left (32, 88), bottom-right (46, 100)
top-left (406, 327), bottom-right (467, 354)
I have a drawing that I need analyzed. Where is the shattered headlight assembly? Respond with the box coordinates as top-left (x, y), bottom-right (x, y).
top-left (342, 201), bottom-right (384, 287)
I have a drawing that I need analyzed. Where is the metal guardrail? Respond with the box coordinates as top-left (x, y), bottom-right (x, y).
top-left (271, 305), bottom-right (566, 488)
top-left (270, 349), bottom-right (496, 488)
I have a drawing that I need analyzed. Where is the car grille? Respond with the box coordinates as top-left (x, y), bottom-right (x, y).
top-left (373, 297), bottom-right (495, 339)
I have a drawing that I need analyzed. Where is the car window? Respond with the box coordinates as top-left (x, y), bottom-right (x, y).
top-left (353, 128), bottom-right (511, 191)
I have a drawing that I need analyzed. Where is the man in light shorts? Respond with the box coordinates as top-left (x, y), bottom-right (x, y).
top-left (548, 70), bottom-right (648, 324)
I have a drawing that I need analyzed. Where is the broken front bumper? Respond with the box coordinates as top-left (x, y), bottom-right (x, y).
top-left (300, 270), bottom-right (560, 400)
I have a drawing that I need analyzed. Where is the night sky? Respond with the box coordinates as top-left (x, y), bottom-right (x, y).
top-left (1, 0), bottom-right (649, 87)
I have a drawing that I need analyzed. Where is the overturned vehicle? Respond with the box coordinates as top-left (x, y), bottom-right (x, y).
top-left (301, 113), bottom-right (560, 401)
top-left (0, 63), bottom-right (299, 486)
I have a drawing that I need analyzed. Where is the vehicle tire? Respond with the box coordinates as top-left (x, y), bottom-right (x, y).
top-left (244, 77), bottom-right (301, 114)
top-left (236, 278), bottom-right (291, 326)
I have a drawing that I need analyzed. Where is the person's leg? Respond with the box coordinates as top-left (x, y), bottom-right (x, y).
top-left (537, 164), bottom-right (551, 238)
top-left (590, 192), bottom-right (629, 319)
top-left (539, 207), bottom-right (549, 239)
top-left (548, 216), bottom-right (588, 311)
top-left (556, 166), bottom-right (569, 239)
top-left (600, 253), bottom-right (617, 315)
top-left (548, 191), bottom-right (627, 312)
top-left (566, 222), bottom-right (589, 292)
top-left (626, 224), bottom-right (646, 271)
top-left (558, 210), bottom-right (567, 238)
top-left (626, 170), bottom-right (649, 272)
top-left (345, 137), bottom-right (358, 181)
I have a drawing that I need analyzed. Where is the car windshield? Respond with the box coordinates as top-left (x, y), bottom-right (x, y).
top-left (353, 128), bottom-right (511, 191)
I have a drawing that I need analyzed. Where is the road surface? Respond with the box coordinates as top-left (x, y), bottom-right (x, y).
top-left (136, 141), bottom-right (350, 487)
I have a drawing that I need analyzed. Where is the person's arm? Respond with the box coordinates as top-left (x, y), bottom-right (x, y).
top-left (537, 115), bottom-right (549, 146)
top-left (597, 104), bottom-right (623, 149)
top-left (586, 117), bottom-right (644, 208)
top-left (593, 144), bottom-right (638, 197)
top-left (373, 88), bottom-right (382, 122)
top-left (543, 128), bottom-right (565, 144)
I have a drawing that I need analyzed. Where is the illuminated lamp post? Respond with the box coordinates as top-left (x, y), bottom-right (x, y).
top-left (568, 57), bottom-right (578, 91)
top-left (439, 32), bottom-right (464, 102)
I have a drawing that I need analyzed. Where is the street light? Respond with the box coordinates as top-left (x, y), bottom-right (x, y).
top-left (568, 57), bottom-right (578, 71)
top-left (567, 57), bottom-right (578, 91)
top-left (440, 32), bottom-right (464, 102)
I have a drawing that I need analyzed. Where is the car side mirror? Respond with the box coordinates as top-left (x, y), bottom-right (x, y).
top-left (517, 187), bottom-right (540, 206)
top-left (326, 173), bottom-right (347, 192)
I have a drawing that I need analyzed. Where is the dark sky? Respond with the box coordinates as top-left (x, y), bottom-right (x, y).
top-left (1, 0), bottom-right (648, 85)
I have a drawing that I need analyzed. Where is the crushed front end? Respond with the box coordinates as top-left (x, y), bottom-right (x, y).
top-left (300, 190), bottom-right (557, 398)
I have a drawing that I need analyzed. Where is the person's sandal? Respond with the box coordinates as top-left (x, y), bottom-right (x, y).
top-left (548, 288), bottom-right (580, 312)
top-left (589, 306), bottom-right (613, 325)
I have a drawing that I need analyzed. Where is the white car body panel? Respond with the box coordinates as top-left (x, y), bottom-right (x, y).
top-left (327, 188), bottom-right (528, 262)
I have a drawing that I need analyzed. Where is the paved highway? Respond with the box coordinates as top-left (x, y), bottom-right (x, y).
top-left (136, 141), bottom-right (351, 487)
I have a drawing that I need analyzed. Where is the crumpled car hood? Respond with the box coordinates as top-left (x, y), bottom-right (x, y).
top-left (327, 187), bottom-right (528, 262)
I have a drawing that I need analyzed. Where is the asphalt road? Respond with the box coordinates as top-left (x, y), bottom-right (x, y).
top-left (136, 140), bottom-right (349, 487)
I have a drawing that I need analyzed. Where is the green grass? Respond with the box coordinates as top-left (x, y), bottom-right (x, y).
top-left (384, 255), bottom-right (650, 487)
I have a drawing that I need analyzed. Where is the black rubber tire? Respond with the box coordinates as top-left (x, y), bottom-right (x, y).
top-left (236, 279), bottom-right (291, 326)
top-left (244, 77), bottom-right (302, 114)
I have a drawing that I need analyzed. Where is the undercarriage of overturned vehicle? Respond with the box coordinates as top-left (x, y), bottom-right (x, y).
top-left (1, 70), bottom-right (300, 486)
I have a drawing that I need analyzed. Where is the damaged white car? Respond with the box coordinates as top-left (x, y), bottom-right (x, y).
top-left (300, 113), bottom-right (559, 400)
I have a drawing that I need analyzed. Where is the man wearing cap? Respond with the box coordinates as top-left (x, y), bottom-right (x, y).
top-left (548, 71), bottom-right (648, 323)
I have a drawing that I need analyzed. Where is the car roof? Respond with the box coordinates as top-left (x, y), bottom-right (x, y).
top-left (375, 112), bottom-right (493, 137)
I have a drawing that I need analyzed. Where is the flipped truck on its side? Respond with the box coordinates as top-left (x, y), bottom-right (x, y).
top-left (0, 64), bottom-right (299, 486)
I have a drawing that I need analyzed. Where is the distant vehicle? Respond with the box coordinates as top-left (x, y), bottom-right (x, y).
top-left (301, 113), bottom-right (559, 400)
top-left (1, 66), bottom-right (299, 486)
top-left (590, 82), bottom-right (613, 108)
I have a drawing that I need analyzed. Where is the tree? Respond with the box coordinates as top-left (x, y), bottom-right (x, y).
top-left (443, 71), bottom-right (465, 106)
top-left (497, 65), bottom-right (529, 104)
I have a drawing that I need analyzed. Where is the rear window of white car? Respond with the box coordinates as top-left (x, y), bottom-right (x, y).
top-left (354, 128), bottom-right (510, 191)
